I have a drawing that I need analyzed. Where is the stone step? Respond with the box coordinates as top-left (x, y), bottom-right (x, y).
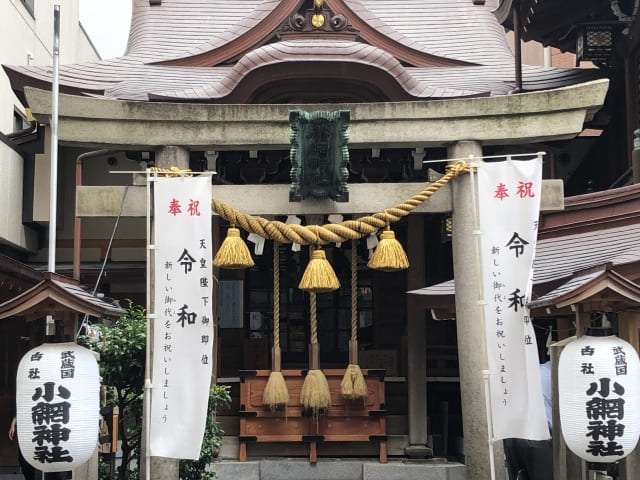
top-left (219, 435), bottom-right (410, 460)
top-left (212, 458), bottom-right (465, 480)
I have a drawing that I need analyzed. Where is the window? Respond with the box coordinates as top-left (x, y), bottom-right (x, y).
top-left (13, 109), bottom-right (29, 133)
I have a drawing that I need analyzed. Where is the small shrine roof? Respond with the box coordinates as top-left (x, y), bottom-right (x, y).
top-left (528, 266), bottom-right (640, 311)
top-left (0, 273), bottom-right (126, 321)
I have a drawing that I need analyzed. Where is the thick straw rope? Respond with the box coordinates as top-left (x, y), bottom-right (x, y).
top-left (341, 238), bottom-right (367, 400)
top-left (211, 161), bottom-right (469, 245)
top-left (308, 241), bottom-right (319, 346)
top-left (351, 239), bottom-right (357, 343)
top-left (263, 240), bottom-right (288, 408)
top-left (273, 242), bottom-right (280, 349)
top-left (310, 291), bottom-right (318, 345)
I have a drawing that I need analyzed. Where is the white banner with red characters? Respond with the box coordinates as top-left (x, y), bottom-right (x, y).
top-left (477, 155), bottom-right (550, 441)
top-left (150, 176), bottom-right (213, 459)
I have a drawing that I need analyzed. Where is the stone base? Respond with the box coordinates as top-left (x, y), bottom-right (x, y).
top-left (212, 458), bottom-right (464, 480)
top-left (404, 445), bottom-right (433, 459)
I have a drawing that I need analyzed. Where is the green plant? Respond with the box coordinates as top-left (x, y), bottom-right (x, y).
top-left (179, 384), bottom-right (232, 480)
top-left (81, 300), bottom-right (146, 480)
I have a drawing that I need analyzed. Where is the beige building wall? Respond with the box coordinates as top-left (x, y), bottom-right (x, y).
top-left (0, 0), bottom-right (100, 253)
top-left (505, 31), bottom-right (577, 67)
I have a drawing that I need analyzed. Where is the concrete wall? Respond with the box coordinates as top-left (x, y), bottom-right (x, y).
top-left (0, 0), bottom-right (100, 253)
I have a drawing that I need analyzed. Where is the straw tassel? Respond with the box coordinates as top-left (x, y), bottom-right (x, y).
top-left (298, 248), bottom-right (340, 293)
top-left (263, 370), bottom-right (289, 409)
top-left (213, 227), bottom-right (254, 269)
top-left (367, 227), bottom-right (409, 272)
top-left (300, 369), bottom-right (331, 416)
top-left (263, 242), bottom-right (289, 409)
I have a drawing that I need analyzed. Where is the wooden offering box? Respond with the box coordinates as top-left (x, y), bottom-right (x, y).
top-left (238, 369), bottom-right (387, 463)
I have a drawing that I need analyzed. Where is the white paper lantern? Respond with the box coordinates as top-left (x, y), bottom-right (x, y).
top-left (16, 339), bottom-right (100, 472)
top-left (559, 328), bottom-right (640, 463)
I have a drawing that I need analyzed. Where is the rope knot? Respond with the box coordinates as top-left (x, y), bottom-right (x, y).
top-left (150, 166), bottom-right (193, 177)
top-left (445, 160), bottom-right (470, 177)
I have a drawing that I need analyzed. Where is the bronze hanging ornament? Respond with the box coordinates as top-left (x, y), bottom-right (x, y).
top-left (312, 0), bottom-right (326, 28)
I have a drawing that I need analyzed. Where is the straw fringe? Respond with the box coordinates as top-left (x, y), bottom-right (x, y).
top-left (263, 371), bottom-right (289, 410)
top-left (300, 369), bottom-right (331, 415)
top-left (341, 364), bottom-right (368, 400)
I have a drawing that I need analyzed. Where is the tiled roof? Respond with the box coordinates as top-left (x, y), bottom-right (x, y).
top-left (528, 267), bottom-right (640, 310)
top-left (527, 270), bottom-right (602, 308)
top-left (358, 0), bottom-right (513, 65)
top-left (409, 222), bottom-right (640, 299)
top-left (126, 0), bottom-right (263, 62)
top-left (533, 223), bottom-right (640, 284)
top-left (3, 0), bottom-right (602, 102)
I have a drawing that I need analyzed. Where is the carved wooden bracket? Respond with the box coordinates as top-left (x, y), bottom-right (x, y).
top-left (280, 1), bottom-right (359, 39)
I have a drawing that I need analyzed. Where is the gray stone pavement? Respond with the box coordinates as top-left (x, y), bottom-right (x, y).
top-left (211, 458), bottom-right (465, 480)
top-left (2, 459), bottom-right (466, 480)
top-left (0, 466), bottom-right (22, 480)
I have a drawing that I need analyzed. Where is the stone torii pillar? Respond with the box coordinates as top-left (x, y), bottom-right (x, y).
top-left (448, 141), bottom-right (506, 480)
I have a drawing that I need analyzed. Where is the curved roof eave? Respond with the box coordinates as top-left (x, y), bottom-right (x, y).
top-left (148, 40), bottom-right (487, 102)
top-left (2, 64), bottom-right (107, 102)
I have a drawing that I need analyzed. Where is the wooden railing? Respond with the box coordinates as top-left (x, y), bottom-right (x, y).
top-left (238, 369), bottom-right (387, 463)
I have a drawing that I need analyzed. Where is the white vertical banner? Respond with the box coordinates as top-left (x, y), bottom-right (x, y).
top-left (477, 155), bottom-right (550, 441)
top-left (150, 176), bottom-right (213, 459)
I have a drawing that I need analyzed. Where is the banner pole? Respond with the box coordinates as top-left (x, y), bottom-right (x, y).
top-left (45, 4), bottom-right (60, 340)
top-left (48, 4), bottom-right (59, 275)
top-left (145, 170), bottom-right (153, 480)
top-left (468, 156), bottom-right (488, 370)
top-left (469, 157), bottom-right (497, 480)
top-left (483, 370), bottom-right (497, 480)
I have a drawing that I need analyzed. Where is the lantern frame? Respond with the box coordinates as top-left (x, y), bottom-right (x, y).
top-left (574, 22), bottom-right (625, 67)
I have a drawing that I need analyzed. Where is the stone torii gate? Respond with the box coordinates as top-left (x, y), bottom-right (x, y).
top-left (25, 78), bottom-right (608, 479)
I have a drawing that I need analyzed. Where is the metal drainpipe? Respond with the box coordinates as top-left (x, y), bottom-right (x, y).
top-left (511, 2), bottom-right (523, 93)
top-left (74, 149), bottom-right (120, 280)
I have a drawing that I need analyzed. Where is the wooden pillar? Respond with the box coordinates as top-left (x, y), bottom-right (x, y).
top-left (405, 214), bottom-right (432, 458)
top-left (140, 146), bottom-right (189, 480)
top-left (448, 140), bottom-right (505, 479)
top-left (555, 316), bottom-right (574, 341)
top-left (618, 310), bottom-right (640, 353)
top-left (574, 304), bottom-right (589, 338)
